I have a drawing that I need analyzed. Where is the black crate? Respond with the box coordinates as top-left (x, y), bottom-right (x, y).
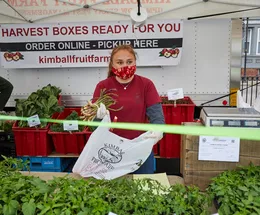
top-left (0, 132), bottom-right (14, 143)
top-left (0, 142), bottom-right (16, 161)
top-left (155, 157), bottom-right (180, 176)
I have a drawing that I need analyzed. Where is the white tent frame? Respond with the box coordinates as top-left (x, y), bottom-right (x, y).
top-left (1, 0), bottom-right (260, 23)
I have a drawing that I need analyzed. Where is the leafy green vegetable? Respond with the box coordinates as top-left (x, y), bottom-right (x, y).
top-left (0, 157), bottom-right (211, 215)
top-left (208, 163), bottom-right (260, 215)
top-left (22, 199), bottom-right (36, 215)
top-left (50, 111), bottom-right (85, 132)
top-left (0, 112), bottom-right (14, 132)
top-left (0, 155), bottom-right (29, 177)
top-left (15, 84), bottom-right (64, 128)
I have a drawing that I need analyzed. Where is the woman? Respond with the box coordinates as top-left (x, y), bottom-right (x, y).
top-left (93, 44), bottom-right (165, 174)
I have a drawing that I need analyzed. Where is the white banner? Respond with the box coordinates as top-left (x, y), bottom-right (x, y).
top-left (0, 20), bottom-right (183, 68)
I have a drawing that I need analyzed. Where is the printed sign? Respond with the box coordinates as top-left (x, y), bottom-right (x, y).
top-left (0, 20), bottom-right (183, 68)
top-left (167, 88), bottom-right (184, 100)
top-left (198, 136), bottom-right (240, 162)
top-left (27, 114), bottom-right (41, 127)
top-left (63, 120), bottom-right (79, 131)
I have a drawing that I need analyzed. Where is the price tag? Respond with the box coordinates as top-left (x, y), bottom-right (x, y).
top-left (27, 114), bottom-right (41, 127)
top-left (167, 88), bottom-right (184, 101)
top-left (63, 120), bottom-right (79, 131)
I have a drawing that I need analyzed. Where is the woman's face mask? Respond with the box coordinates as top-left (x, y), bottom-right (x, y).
top-left (111, 65), bottom-right (136, 80)
top-left (111, 50), bottom-right (136, 80)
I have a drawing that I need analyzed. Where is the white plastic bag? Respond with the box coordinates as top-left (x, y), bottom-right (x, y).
top-left (236, 90), bottom-right (251, 108)
top-left (72, 114), bottom-right (158, 180)
top-left (236, 90), bottom-right (260, 112)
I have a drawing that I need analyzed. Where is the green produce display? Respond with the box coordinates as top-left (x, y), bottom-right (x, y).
top-left (50, 111), bottom-right (85, 132)
top-left (0, 112), bottom-right (14, 132)
top-left (15, 84), bottom-right (64, 128)
top-left (208, 163), bottom-right (260, 215)
top-left (0, 157), bottom-right (211, 215)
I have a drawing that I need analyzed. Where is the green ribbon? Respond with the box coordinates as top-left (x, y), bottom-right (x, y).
top-left (1, 115), bottom-right (260, 140)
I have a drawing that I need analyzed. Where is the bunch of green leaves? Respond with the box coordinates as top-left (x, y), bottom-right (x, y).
top-left (15, 84), bottom-right (64, 128)
top-left (0, 112), bottom-right (14, 132)
top-left (50, 111), bottom-right (85, 132)
top-left (163, 184), bottom-right (212, 215)
top-left (40, 84), bottom-right (62, 98)
top-left (0, 158), bottom-right (212, 215)
top-left (207, 163), bottom-right (260, 215)
top-left (0, 156), bottom-right (29, 178)
top-left (0, 172), bottom-right (52, 215)
top-left (27, 85), bottom-right (61, 101)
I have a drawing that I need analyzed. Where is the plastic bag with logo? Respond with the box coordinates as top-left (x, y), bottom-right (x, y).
top-left (72, 114), bottom-right (158, 180)
top-left (236, 90), bottom-right (260, 112)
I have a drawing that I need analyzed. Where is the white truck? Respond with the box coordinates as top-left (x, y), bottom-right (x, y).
top-left (0, 0), bottom-right (259, 109)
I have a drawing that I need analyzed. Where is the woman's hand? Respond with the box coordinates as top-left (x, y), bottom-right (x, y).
top-left (144, 131), bottom-right (163, 142)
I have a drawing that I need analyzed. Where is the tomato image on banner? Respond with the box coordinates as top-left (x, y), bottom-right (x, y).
top-left (3, 51), bottom-right (24, 62)
top-left (159, 46), bottom-right (180, 58)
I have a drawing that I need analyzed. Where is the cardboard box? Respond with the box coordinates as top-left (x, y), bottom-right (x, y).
top-left (182, 134), bottom-right (260, 158)
top-left (183, 171), bottom-right (223, 191)
top-left (181, 122), bottom-right (260, 191)
top-left (183, 151), bottom-right (260, 171)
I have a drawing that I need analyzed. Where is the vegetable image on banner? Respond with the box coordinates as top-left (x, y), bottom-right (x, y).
top-left (0, 20), bottom-right (183, 68)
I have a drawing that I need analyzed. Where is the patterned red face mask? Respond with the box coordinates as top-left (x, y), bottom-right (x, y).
top-left (111, 65), bottom-right (136, 80)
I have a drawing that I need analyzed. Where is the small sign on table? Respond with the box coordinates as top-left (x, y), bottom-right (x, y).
top-left (167, 88), bottom-right (184, 101)
top-left (198, 136), bottom-right (240, 162)
top-left (63, 120), bottom-right (79, 131)
top-left (27, 114), bottom-right (41, 127)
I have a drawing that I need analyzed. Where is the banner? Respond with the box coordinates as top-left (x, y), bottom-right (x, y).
top-left (0, 20), bottom-right (183, 68)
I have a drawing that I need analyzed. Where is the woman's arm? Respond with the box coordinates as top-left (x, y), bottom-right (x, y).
top-left (146, 103), bottom-right (165, 140)
top-left (146, 103), bottom-right (165, 125)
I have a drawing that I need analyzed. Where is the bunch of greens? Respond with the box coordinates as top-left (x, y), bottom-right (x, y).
top-left (50, 111), bottom-right (85, 132)
top-left (0, 157), bottom-right (211, 215)
top-left (0, 156), bottom-right (29, 177)
top-left (207, 163), bottom-right (260, 215)
top-left (0, 112), bottom-right (14, 132)
top-left (15, 84), bottom-right (64, 128)
top-left (81, 88), bottom-right (123, 122)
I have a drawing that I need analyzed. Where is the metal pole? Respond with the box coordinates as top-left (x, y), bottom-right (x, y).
top-left (137, 0), bottom-right (141, 16)
top-left (3, 0), bottom-right (32, 23)
top-left (243, 18), bottom-right (249, 103)
top-left (200, 81), bottom-right (260, 106)
top-left (250, 76), bottom-right (254, 106)
top-left (255, 76), bottom-right (258, 99)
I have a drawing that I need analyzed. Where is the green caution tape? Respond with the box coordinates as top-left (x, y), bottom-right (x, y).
top-left (1, 115), bottom-right (260, 141)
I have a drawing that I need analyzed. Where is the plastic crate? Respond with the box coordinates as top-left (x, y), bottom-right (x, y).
top-left (18, 156), bottom-right (73, 172)
top-left (0, 142), bottom-right (16, 161)
top-left (12, 122), bottom-right (54, 156)
top-left (159, 96), bottom-right (195, 158)
top-left (64, 158), bottom-right (78, 172)
top-left (0, 131), bottom-right (14, 143)
top-left (49, 108), bottom-right (91, 154)
top-left (11, 95), bottom-right (62, 156)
